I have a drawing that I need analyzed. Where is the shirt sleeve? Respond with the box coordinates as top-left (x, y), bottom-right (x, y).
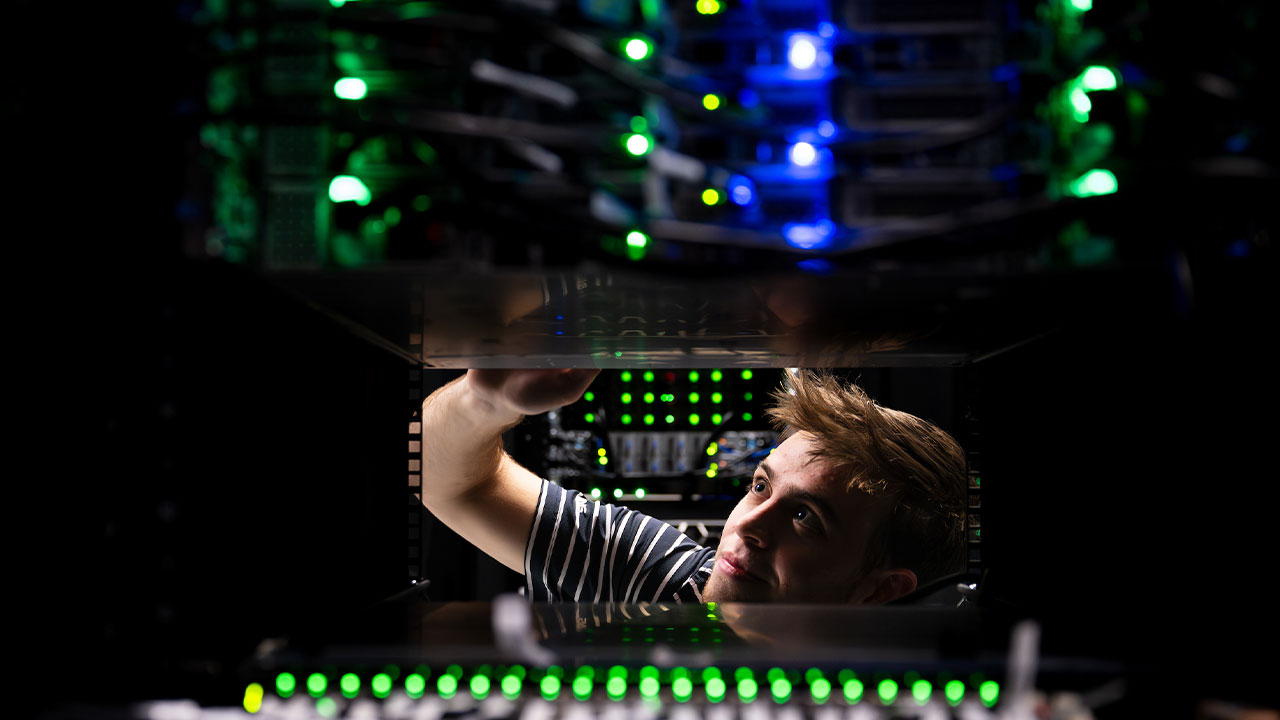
top-left (524, 478), bottom-right (715, 603)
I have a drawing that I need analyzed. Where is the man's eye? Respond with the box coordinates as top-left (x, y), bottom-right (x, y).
top-left (750, 480), bottom-right (766, 494)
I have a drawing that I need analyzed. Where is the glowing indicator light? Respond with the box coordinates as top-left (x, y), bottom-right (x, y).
top-left (673, 677), bottom-right (693, 702)
top-left (1069, 169), bottom-right (1118, 197)
top-left (1081, 66), bottom-right (1118, 91)
top-left (878, 679), bottom-right (898, 704)
top-left (945, 680), bottom-right (964, 705)
top-left (606, 676), bottom-right (626, 700)
top-left (912, 680), bottom-right (931, 704)
top-left (644, 392), bottom-right (656, 403)
top-left (689, 392), bottom-right (700, 403)
top-left (743, 412), bottom-right (752, 421)
top-left (597, 448), bottom-right (607, 457)
top-left (728, 177), bottom-right (753, 206)
top-left (635, 488), bottom-right (646, 498)
top-left (405, 674), bottom-right (425, 698)
top-left (844, 679), bottom-right (864, 703)
top-left (702, 188), bottom-right (720, 205)
top-left (707, 443), bottom-right (718, 455)
top-left (276, 673), bottom-right (296, 698)
top-left (630, 116), bottom-right (648, 134)
top-left (372, 674), bottom-right (392, 699)
top-left (626, 134), bottom-right (652, 156)
top-left (624, 37), bottom-right (652, 61)
top-left (502, 675), bottom-right (521, 699)
top-left (742, 370), bottom-right (753, 379)
top-left (334, 77), bottom-right (368, 100)
top-left (1071, 0), bottom-right (1092, 10)
top-left (696, 0), bottom-right (722, 14)
top-left (573, 676), bottom-right (593, 700)
top-left (979, 681), bottom-right (1000, 707)
top-left (811, 678), bottom-right (832, 703)
top-left (788, 37), bottom-right (818, 70)
top-left (707, 677), bottom-right (727, 702)
top-left (711, 370), bottom-right (723, 382)
top-left (818, 120), bottom-right (836, 138)
top-left (621, 414), bottom-right (632, 425)
top-left (338, 674), bottom-right (359, 698)
top-left (661, 393), bottom-right (675, 402)
top-left (540, 675), bottom-right (561, 701)
top-left (789, 142), bottom-right (817, 166)
top-left (614, 488), bottom-right (623, 498)
top-left (771, 678), bottom-right (792, 703)
top-left (644, 371), bottom-right (655, 382)
top-left (585, 413), bottom-right (595, 424)
top-left (1070, 86), bottom-right (1092, 115)
top-left (585, 391), bottom-right (595, 402)
top-left (665, 414), bottom-right (675, 424)
top-left (622, 392), bottom-right (632, 403)
top-left (688, 370), bottom-right (700, 382)
top-left (738, 677), bottom-right (759, 702)
top-left (689, 414), bottom-right (700, 425)
top-left (316, 697), bottom-right (337, 718)
top-left (702, 93), bottom-right (721, 110)
top-left (639, 676), bottom-right (659, 697)
top-left (438, 675), bottom-right (457, 698)
top-left (307, 674), bottom-right (327, 697)
top-left (644, 414), bottom-right (655, 425)
top-left (244, 683), bottom-right (264, 714)
top-left (711, 413), bottom-right (722, 424)
top-left (591, 487), bottom-right (602, 498)
top-left (621, 371), bottom-right (633, 382)
top-left (329, 175), bottom-right (371, 205)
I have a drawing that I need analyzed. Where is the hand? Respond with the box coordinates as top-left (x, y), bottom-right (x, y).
top-left (465, 369), bottom-right (601, 418)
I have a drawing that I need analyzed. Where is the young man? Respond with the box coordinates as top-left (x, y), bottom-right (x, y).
top-left (419, 368), bottom-right (967, 605)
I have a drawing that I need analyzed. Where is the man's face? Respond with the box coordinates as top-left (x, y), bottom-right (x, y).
top-left (702, 431), bottom-right (894, 603)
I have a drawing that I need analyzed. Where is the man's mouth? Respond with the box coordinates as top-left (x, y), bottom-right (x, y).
top-left (718, 553), bottom-right (766, 583)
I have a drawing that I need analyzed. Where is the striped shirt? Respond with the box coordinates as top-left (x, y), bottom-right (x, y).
top-left (524, 479), bottom-right (715, 603)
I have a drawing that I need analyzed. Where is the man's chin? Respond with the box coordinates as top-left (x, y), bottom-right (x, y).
top-left (703, 570), bottom-right (772, 603)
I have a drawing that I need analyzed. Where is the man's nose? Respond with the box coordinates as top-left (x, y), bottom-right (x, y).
top-left (737, 501), bottom-right (777, 549)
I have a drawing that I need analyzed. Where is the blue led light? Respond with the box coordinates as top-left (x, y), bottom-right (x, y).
top-left (788, 35), bottom-right (818, 70)
top-left (728, 175), bottom-right (754, 206)
top-left (817, 121), bottom-right (836, 138)
top-left (789, 142), bottom-right (817, 167)
top-left (818, 21), bottom-right (836, 39)
top-left (783, 219), bottom-right (835, 250)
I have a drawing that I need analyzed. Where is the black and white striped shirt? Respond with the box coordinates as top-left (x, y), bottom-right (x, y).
top-left (524, 479), bottom-right (715, 603)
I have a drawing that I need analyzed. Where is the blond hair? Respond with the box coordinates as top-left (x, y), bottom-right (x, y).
top-left (766, 370), bottom-right (967, 586)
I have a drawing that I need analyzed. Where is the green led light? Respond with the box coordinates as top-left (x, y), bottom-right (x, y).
top-left (1081, 66), bottom-right (1118, 91)
top-left (712, 413), bottom-right (723, 424)
top-left (639, 676), bottom-right (659, 697)
top-left (707, 443), bottom-right (718, 456)
top-left (621, 415), bottom-right (632, 425)
top-left (766, 669), bottom-right (785, 683)
top-left (1069, 169), bottom-right (1118, 197)
top-left (661, 393), bottom-right (675, 402)
top-left (1070, 0), bottom-right (1092, 10)
top-left (624, 37), bottom-right (652, 61)
top-left (771, 678), bottom-right (792, 703)
top-left (744, 392), bottom-right (752, 401)
top-left (689, 392), bottom-right (700, 403)
top-left (696, 0), bottom-right (722, 14)
top-left (635, 488), bottom-right (646, 499)
top-left (741, 369), bottom-right (753, 379)
top-left (706, 465), bottom-right (717, 478)
top-left (689, 414), bottom-right (700, 425)
top-left (585, 391), bottom-right (595, 402)
top-left (625, 133), bottom-right (652, 156)
top-left (844, 678), bottom-right (864, 704)
top-left (621, 392), bottom-right (632, 404)
top-left (702, 93), bottom-right (721, 110)
top-left (811, 678), bottom-right (832, 703)
top-left (629, 116), bottom-right (648, 134)
top-left (665, 414), bottom-right (675, 424)
top-left (372, 674), bottom-right (392, 699)
top-left (644, 371), bottom-right (655, 382)
top-left (329, 175), bottom-right (371, 205)
top-left (742, 412), bottom-right (752, 422)
top-left (711, 370), bottom-right (723, 382)
top-left (689, 370), bottom-right (700, 382)
top-left (1070, 86), bottom-right (1092, 116)
top-left (334, 77), bottom-right (368, 100)
top-left (673, 677), bottom-right (693, 702)
top-left (471, 675), bottom-right (490, 700)
top-left (621, 371), bottom-right (633, 382)
top-left (339, 674), bottom-right (359, 699)
top-left (738, 677), bottom-right (758, 702)
top-left (734, 668), bottom-right (753, 681)
top-left (413, 194), bottom-right (432, 212)
top-left (276, 673), bottom-right (296, 698)
top-left (501, 675), bottom-right (521, 699)
top-left (598, 448), bottom-right (607, 457)
top-left (316, 697), bottom-right (337, 718)
top-left (585, 413), bottom-right (595, 423)
top-left (591, 487), bottom-right (602, 498)
top-left (244, 683), bottom-right (264, 714)
top-left (980, 681), bottom-right (999, 707)
top-left (438, 675), bottom-right (457, 698)
top-left (945, 680), bottom-right (964, 705)
top-left (644, 414), bottom-right (655, 425)
top-left (405, 674), bottom-right (425, 698)
top-left (711, 392), bottom-right (723, 403)
top-left (606, 676), bottom-right (626, 700)
top-left (541, 675), bottom-right (561, 700)
top-left (307, 673), bottom-right (327, 698)
top-left (912, 679), bottom-right (931, 705)
top-left (702, 667), bottom-right (721, 681)
top-left (706, 677), bottom-right (727, 702)
top-left (383, 206), bottom-right (401, 227)
top-left (644, 392), bottom-right (655, 403)
top-left (573, 675), bottom-right (592, 700)
top-left (702, 188), bottom-right (720, 205)
top-left (613, 488), bottom-right (623, 498)
top-left (878, 679), bottom-right (898, 705)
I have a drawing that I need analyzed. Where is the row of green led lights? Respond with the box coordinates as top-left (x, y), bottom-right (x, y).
top-left (618, 370), bottom-right (754, 382)
top-left (615, 412), bottom-right (738, 426)
top-left (255, 668), bottom-right (998, 710)
top-left (1063, 65), bottom-right (1120, 198)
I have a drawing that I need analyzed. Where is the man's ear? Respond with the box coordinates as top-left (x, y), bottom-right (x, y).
top-left (850, 568), bottom-right (918, 605)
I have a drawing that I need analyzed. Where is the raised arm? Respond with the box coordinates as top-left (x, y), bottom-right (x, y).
top-left (418, 369), bottom-right (600, 573)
